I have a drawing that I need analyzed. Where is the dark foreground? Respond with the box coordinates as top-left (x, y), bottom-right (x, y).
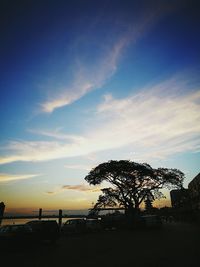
top-left (1, 222), bottom-right (199, 267)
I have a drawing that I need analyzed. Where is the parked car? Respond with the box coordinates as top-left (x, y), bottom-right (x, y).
top-left (85, 219), bottom-right (102, 232)
top-left (100, 214), bottom-right (127, 230)
top-left (62, 219), bottom-right (86, 234)
top-left (139, 215), bottom-right (162, 229)
top-left (26, 220), bottom-right (60, 243)
top-left (0, 224), bottom-right (35, 247)
top-left (62, 218), bottom-right (103, 234)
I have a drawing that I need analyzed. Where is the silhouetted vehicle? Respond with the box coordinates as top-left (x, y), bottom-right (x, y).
top-left (139, 215), bottom-right (162, 229)
top-left (0, 224), bottom-right (35, 247)
top-left (100, 214), bottom-right (127, 230)
top-left (62, 219), bottom-right (86, 234)
top-left (62, 218), bottom-right (102, 234)
top-left (26, 220), bottom-right (60, 243)
top-left (85, 219), bottom-right (102, 232)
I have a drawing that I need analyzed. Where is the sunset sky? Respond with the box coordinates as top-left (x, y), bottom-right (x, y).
top-left (0, 0), bottom-right (200, 214)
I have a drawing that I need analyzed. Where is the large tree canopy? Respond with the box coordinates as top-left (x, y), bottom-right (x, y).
top-left (85, 160), bottom-right (184, 215)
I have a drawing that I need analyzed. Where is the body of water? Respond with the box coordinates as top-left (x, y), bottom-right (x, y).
top-left (1, 217), bottom-right (82, 226)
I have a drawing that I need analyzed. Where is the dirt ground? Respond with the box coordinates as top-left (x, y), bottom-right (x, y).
top-left (1, 222), bottom-right (199, 267)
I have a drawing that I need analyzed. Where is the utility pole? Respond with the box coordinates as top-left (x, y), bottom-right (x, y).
top-left (58, 209), bottom-right (62, 228)
top-left (39, 208), bottom-right (42, 220)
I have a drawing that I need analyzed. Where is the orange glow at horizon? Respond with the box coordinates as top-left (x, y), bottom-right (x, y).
top-left (4, 198), bottom-right (171, 215)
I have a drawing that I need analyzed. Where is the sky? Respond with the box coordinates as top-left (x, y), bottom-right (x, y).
top-left (0, 0), bottom-right (200, 215)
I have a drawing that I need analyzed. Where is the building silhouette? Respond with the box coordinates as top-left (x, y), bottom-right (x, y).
top-left (170, 189), bottom-right (189, 209)
top-left (170, 173), bottom-right (200, 222)
top-left (188, 173), bottom-right (200, 210)
top-left (0, 202), bottom-right (5, 225)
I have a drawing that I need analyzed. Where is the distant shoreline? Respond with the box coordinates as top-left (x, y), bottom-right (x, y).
top-left (0, 214), bottom-right (86, 220)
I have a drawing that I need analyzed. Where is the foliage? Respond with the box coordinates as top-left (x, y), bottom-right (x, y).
top-left (85, 160), bottom-right (184, 214)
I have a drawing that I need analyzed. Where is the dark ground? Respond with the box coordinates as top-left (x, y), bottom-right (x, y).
top-left (1, 222), bottom-right (199, 267)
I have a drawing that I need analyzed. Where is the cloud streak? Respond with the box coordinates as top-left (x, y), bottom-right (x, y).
top-left (0, 173), bottom-right (40, 183)
top-left (45, 184), bottom-right (101, 195)
top-left (62, 184), bottom-right (101, 193)
top-left (95, 79), bottom-right (200, 158)
top-left (40, 5), bottom-right (169, 113)
top-left (1, 76), bottom-right (200, 164)
top-left (40, 37), bottom-right (128, 113)
top-left (64, 163), bottom-right (97, 171)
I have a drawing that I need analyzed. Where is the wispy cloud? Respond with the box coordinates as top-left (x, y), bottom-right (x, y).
top-left (29, 128), bottom-right (85, 142)
top-left (64, 163), bottom-right (97, 171)
top-left (45, 184), bottom-right (101, 195)
top-left (1, 76), bottom-right (200, 164)
top-left (46, 191), bottom-right (56, 195)
top-left (0, 141), bottom-right (69, 164)
top-left (45, 190), bottom-right (65, 196)
top-left (0, 173), bottom-right (40, 183)
top-left (40, 5), bottom-right (169, 113)
top-left (40, 38), bottom-right (128, 113)
top-left (95, 79), bottom-right (200, 159)
top-left (62, 184), bottom-right (101, 193)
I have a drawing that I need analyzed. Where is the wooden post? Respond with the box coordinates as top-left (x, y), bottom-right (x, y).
top-left (39, 208), bottom-right (42, 220)
top-left (58, 209), bottom-right (62, 228)
top-left (0, 202), bottom-right (5, 226)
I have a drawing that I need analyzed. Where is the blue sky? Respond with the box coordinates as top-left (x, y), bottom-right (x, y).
top-left (0, 0), bottom-right (200, 213)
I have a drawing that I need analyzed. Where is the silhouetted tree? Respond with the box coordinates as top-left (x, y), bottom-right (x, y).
top-left (85, 160), bottom-right (184, 218)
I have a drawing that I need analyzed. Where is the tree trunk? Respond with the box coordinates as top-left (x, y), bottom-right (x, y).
top-left (125, 206), bottom-right (135, 228)
top-left (124, 204), bottom-right (141, 229)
